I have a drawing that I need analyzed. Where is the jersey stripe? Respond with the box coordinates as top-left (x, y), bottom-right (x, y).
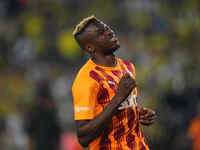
top-left (118, 60), bottom-right (126, 74)
top-left (111, 70), bottom-right (121, 80)
top-left (89, 70), bottom-right (104, 83)
top-left (95, 66), bottom-right (117, 91)
top-left (122, 60), bottom-right (134, 75)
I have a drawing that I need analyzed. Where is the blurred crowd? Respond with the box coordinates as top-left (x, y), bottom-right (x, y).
top-left (0, 0), bottom-right (200, 150)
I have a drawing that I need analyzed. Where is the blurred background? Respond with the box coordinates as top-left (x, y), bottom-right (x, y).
top-left (0, 0), bottom-right (200, 150)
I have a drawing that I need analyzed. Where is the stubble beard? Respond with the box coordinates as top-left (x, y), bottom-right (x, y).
top-left (104, 44), bottom-right (120, 55)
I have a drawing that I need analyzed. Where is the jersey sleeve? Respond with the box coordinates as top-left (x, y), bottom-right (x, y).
top-left (72, 72), bottom-right (99, 120)
top-left (131, 63), bottom-right (136, 78)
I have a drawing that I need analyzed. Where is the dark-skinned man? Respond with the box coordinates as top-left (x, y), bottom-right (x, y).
top-left (72, 16), bottom-right (156, 150)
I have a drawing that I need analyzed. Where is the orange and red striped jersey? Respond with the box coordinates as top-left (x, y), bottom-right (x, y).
top-left (188, 115), bottom-right (200, 150)
top-left (72, 58), bottom-right (149, 150)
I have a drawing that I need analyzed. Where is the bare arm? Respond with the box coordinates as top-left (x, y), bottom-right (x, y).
top-left (75, 73), bottom-right (136, 147)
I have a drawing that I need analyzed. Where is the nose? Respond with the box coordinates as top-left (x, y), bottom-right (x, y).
top-left (111, 36), bottom-right (118, 42)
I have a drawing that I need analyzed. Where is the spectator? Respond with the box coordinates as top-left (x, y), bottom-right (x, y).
top-left (26, 81), bottom-right (61, 150)
top-left (6, 102), bottom-right (28, 150)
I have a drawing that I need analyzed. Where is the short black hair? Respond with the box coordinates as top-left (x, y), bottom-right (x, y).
top-left (73, 15), bottom-right (100, 49)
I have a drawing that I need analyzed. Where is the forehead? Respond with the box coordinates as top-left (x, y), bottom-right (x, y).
top-left (85, 21), bottom-right (108, 33)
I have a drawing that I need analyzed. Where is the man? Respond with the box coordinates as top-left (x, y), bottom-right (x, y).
top-left (26, 81), bottom-right (61, 150)
top-left (72, 16), bottom-right (156, 150)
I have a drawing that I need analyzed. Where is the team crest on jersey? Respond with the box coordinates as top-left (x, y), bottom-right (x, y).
top-left (107, 80), bottom-right (115, 86)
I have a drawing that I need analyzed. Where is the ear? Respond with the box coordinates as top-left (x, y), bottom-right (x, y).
top-left (85, 43), bottom-right (95, 53)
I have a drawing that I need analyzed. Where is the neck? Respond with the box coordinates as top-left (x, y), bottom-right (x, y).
top-left (91, 53), bottom-right (117, 67)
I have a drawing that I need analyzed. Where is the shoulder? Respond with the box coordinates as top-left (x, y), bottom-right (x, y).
top-left (118, 58), bottom-right (135, 67)
top-left (72, 60), bottom-right (100, 91)
top-left (117, 58), bottom-right (136, 75)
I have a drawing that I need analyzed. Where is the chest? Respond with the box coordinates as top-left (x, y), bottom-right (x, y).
top-left (95, 69), bottom-right (137, 109)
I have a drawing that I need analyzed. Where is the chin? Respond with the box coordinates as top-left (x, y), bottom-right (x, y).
top-left (103, 43), bottom-right (120, 55)
top-left (104, 47), bottom-right (119, 55)
top-left (112, 44), bottom-right (120, 52)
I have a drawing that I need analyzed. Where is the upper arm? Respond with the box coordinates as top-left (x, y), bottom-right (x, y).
top-left (72, 73), bottom-right (99, 120)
